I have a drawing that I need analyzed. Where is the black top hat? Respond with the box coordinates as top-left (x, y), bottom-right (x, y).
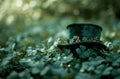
top-left (57, 23), bottom-right (107, 49)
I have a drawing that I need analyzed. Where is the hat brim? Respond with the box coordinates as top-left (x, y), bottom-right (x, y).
top-left (57, 42), bottom-right (107, 50)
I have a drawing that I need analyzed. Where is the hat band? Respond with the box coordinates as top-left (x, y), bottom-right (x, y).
top-left (69, 36), bottom-right (99, 43)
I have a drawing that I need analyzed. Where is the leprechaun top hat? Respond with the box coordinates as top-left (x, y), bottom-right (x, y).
top-left (57, 23), bottom-right (107, 49)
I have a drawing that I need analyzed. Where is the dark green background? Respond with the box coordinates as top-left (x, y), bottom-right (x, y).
top-left (0, 0), bottom-right (120, 47)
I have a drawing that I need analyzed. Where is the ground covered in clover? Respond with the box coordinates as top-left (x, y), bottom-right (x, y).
top-left (0, 0), bottom-right (120, 79)
top-left (0, 37), bottom-right (120, 79)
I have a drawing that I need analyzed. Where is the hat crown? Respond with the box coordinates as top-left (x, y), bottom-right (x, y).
top-left (67, 23), bottom-right (102, 43)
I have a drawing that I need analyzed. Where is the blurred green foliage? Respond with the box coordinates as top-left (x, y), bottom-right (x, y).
top-left (0, 0), bottom-right (120, 47)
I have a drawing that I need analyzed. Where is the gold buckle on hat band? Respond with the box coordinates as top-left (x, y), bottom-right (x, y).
top-left (70, 36), bottom-right (99, 43)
